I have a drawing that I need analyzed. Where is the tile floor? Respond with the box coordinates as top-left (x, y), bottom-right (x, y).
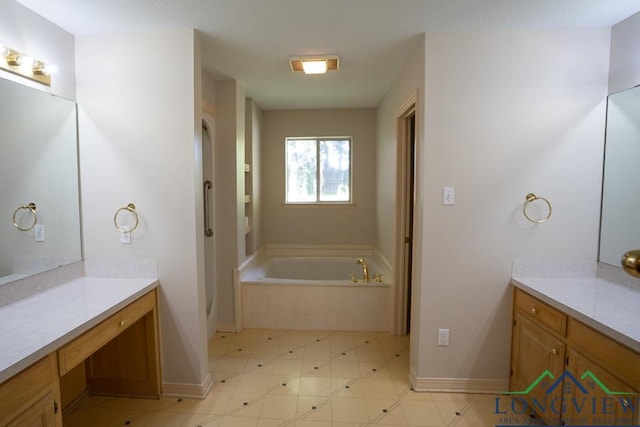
top-left (63, 329), bottom-right (541, 426)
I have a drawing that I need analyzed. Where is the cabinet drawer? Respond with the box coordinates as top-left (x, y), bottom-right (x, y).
top-left (568, 318), bottom-right (640, 389)
top-left (58, 291), bottom-right (156, 376)
top-left (514, 288), bottom-right (567, 336)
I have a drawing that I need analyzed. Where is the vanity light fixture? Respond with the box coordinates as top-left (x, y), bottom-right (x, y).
top-left (0, 43), bottom-right (56, 86)
top-left (289, 56), bottom-right (339, 75)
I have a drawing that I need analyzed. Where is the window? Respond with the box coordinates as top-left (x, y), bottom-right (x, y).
top-left (285, 137), bottom-right (352, 203)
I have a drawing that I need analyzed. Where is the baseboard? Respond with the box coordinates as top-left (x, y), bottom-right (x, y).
top-left (410, 367), bottom-right (508, 394)
top-left (216, 321), bottom-right (236, 333)
top-left (162, 372), bottom-right (213, 399)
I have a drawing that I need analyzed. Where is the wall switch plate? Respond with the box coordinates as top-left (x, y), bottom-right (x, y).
top-left (120, 225), bottom-right (131, 244)
top-left (437, 328), bottom-right (450, 346)
top-left (443, 187), bottom-right (455, 205)
top-left (34, 224), bottom-right (45, 242)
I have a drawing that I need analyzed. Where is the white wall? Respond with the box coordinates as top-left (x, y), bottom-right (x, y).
top-left (410, 29), bottom-right (609, 386)
top-left (262, 109), bottom-right (377, 246)
top-left (0, 0), bottom-right (75, 99)
top-left (376, 37), bottom-right (425, 264)
top-left (609, 11), bottom-right (640, 94)
top-left (245, 99), bottom-right (263, 255)
top-left (214, 79), bottom-right (246, 328)
top-left (375, 35), bottom-right (425, 368)
top-left (76, 29), bottom-right (209, 393)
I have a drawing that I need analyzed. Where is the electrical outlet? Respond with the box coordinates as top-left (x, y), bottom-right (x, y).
top-left (34, 224), bottom-right (45, 242)
top-left (438, 328), bottom-right (450, 346)
top-left (120, 225), bottom-right (131, 244)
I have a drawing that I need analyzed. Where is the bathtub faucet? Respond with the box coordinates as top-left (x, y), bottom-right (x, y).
top-left (356, 258), bottom-right (370, 283)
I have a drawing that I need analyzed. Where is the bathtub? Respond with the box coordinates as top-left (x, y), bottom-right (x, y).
top-left (240, 255), bottom-right (391, 331)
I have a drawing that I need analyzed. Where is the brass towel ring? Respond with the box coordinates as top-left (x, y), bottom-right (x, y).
top-left (114, 203), bottom-right (139, 233)
top-left (523, 193), bottom-right (552, 224)
top-left (13, 202), bottom-right (38, 231)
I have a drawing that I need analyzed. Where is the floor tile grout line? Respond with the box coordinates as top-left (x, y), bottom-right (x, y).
top-left (284, 332), bottom-right (413, 425)
top-left (211, 330), bottom-right (408, 424)
top-left (70, 330), bottom-right (410, 426)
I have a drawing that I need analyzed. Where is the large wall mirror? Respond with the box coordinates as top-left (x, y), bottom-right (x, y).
top-left (0, 77), bottom-right (81, 285)
top-left (599, 85), bottom-right (640, 266)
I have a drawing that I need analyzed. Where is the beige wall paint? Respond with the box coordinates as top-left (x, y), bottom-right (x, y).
top-left (609, 11), bottom-right (640, 93)
top-left (262, 109), bottom-right (377, 245)
top-left (412, 29), bottom-right (609, 382)
top-left (76, 29), bottom-right (209, 389)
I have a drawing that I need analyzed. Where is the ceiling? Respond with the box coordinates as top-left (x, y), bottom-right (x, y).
top-left (16, 0), bottom-right (640, 110)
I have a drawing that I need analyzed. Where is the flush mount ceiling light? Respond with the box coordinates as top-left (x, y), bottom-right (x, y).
top-left (289, 56), bottom-right (339, 75)
top-left (0, 42), bottom-right (56, 86)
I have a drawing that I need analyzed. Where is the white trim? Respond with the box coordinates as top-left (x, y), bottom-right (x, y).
top-left (163, 372), bottom-right (213, 399)
top-left (281, 203), bottom-right (356, 209)
top-left (393, 90), bottom-right (419, 336)
top-left (410, 371), bottom-right (508, 394)
top-left (233, 268), bottom-right (242, 332)
top-left (216, 321), bottom-right (236, 332)
top-left (262, 244), bottom-right (376, 258)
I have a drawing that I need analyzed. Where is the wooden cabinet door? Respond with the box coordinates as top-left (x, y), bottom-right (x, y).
top-left (564, 348), bottom-right (638, 426)
top-left (510, 312), bottom-right (566, 426)
top-left (6, 391), bottom-right (56, 427)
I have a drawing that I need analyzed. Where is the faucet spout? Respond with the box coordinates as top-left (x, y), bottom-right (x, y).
top-left (356, 258), bottom-right (370, 282)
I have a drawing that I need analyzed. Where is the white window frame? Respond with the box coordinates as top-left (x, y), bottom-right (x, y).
top-left (285, 136), bottom-right (353, 205)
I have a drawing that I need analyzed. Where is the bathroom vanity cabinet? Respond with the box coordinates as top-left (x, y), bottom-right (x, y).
top-left (58, 289), bottom-right (161, 400)
top-left (0, 285), bottom-right (161, 426)
top-left (510, 287), bottom-right (640, 426)
top-left (0, 353), bottom-right (61, 426)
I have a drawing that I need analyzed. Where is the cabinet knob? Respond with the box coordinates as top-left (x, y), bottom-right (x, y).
top-left (119, 320), bottom-right (125, 327)
top-left (530, 307), bottom-right (537, 314)
top-left (551, 348), bottom-right (557, 355)
top-left (622, 398), bottom-right (629, 407)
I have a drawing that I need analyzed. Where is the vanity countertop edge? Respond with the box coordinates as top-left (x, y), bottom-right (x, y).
top-left (0, 276), bottom-right (159, 384)
top-left (510, 276), bottom-right (640, 353)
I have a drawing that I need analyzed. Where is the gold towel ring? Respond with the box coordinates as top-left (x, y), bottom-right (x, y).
top-left (13, 202), bottom-right (38, 231)
top-left (114, 203), bottom-right (139, 233)
top-left (523, 193), bottom-right (552, 224)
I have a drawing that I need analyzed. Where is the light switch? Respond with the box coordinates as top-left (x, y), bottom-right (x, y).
top-left (438, 328), bottom-right (450, 346)
top-left (443, 187), bottom-right (455, 205)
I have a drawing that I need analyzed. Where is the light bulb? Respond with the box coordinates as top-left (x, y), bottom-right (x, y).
top-left (301, 59), bottom-right (328, 74)
top-left (17, 55), bottom-right (36, 67)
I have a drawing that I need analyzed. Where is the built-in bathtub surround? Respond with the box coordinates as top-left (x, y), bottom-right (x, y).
top-left (239, 245), bottom-right (392, 331)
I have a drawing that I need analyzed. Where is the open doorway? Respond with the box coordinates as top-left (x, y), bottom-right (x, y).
top-left (393, 92), bottom-right (417, 336)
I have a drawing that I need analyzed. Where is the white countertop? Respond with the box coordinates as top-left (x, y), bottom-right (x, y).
top-left (0, 277), bottom-right (158, 384)
top-left (511, 276), bottom-right (640, 352)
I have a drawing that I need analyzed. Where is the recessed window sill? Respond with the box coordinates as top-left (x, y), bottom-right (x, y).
top-left (282, 203), bottom-right (356, 209)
